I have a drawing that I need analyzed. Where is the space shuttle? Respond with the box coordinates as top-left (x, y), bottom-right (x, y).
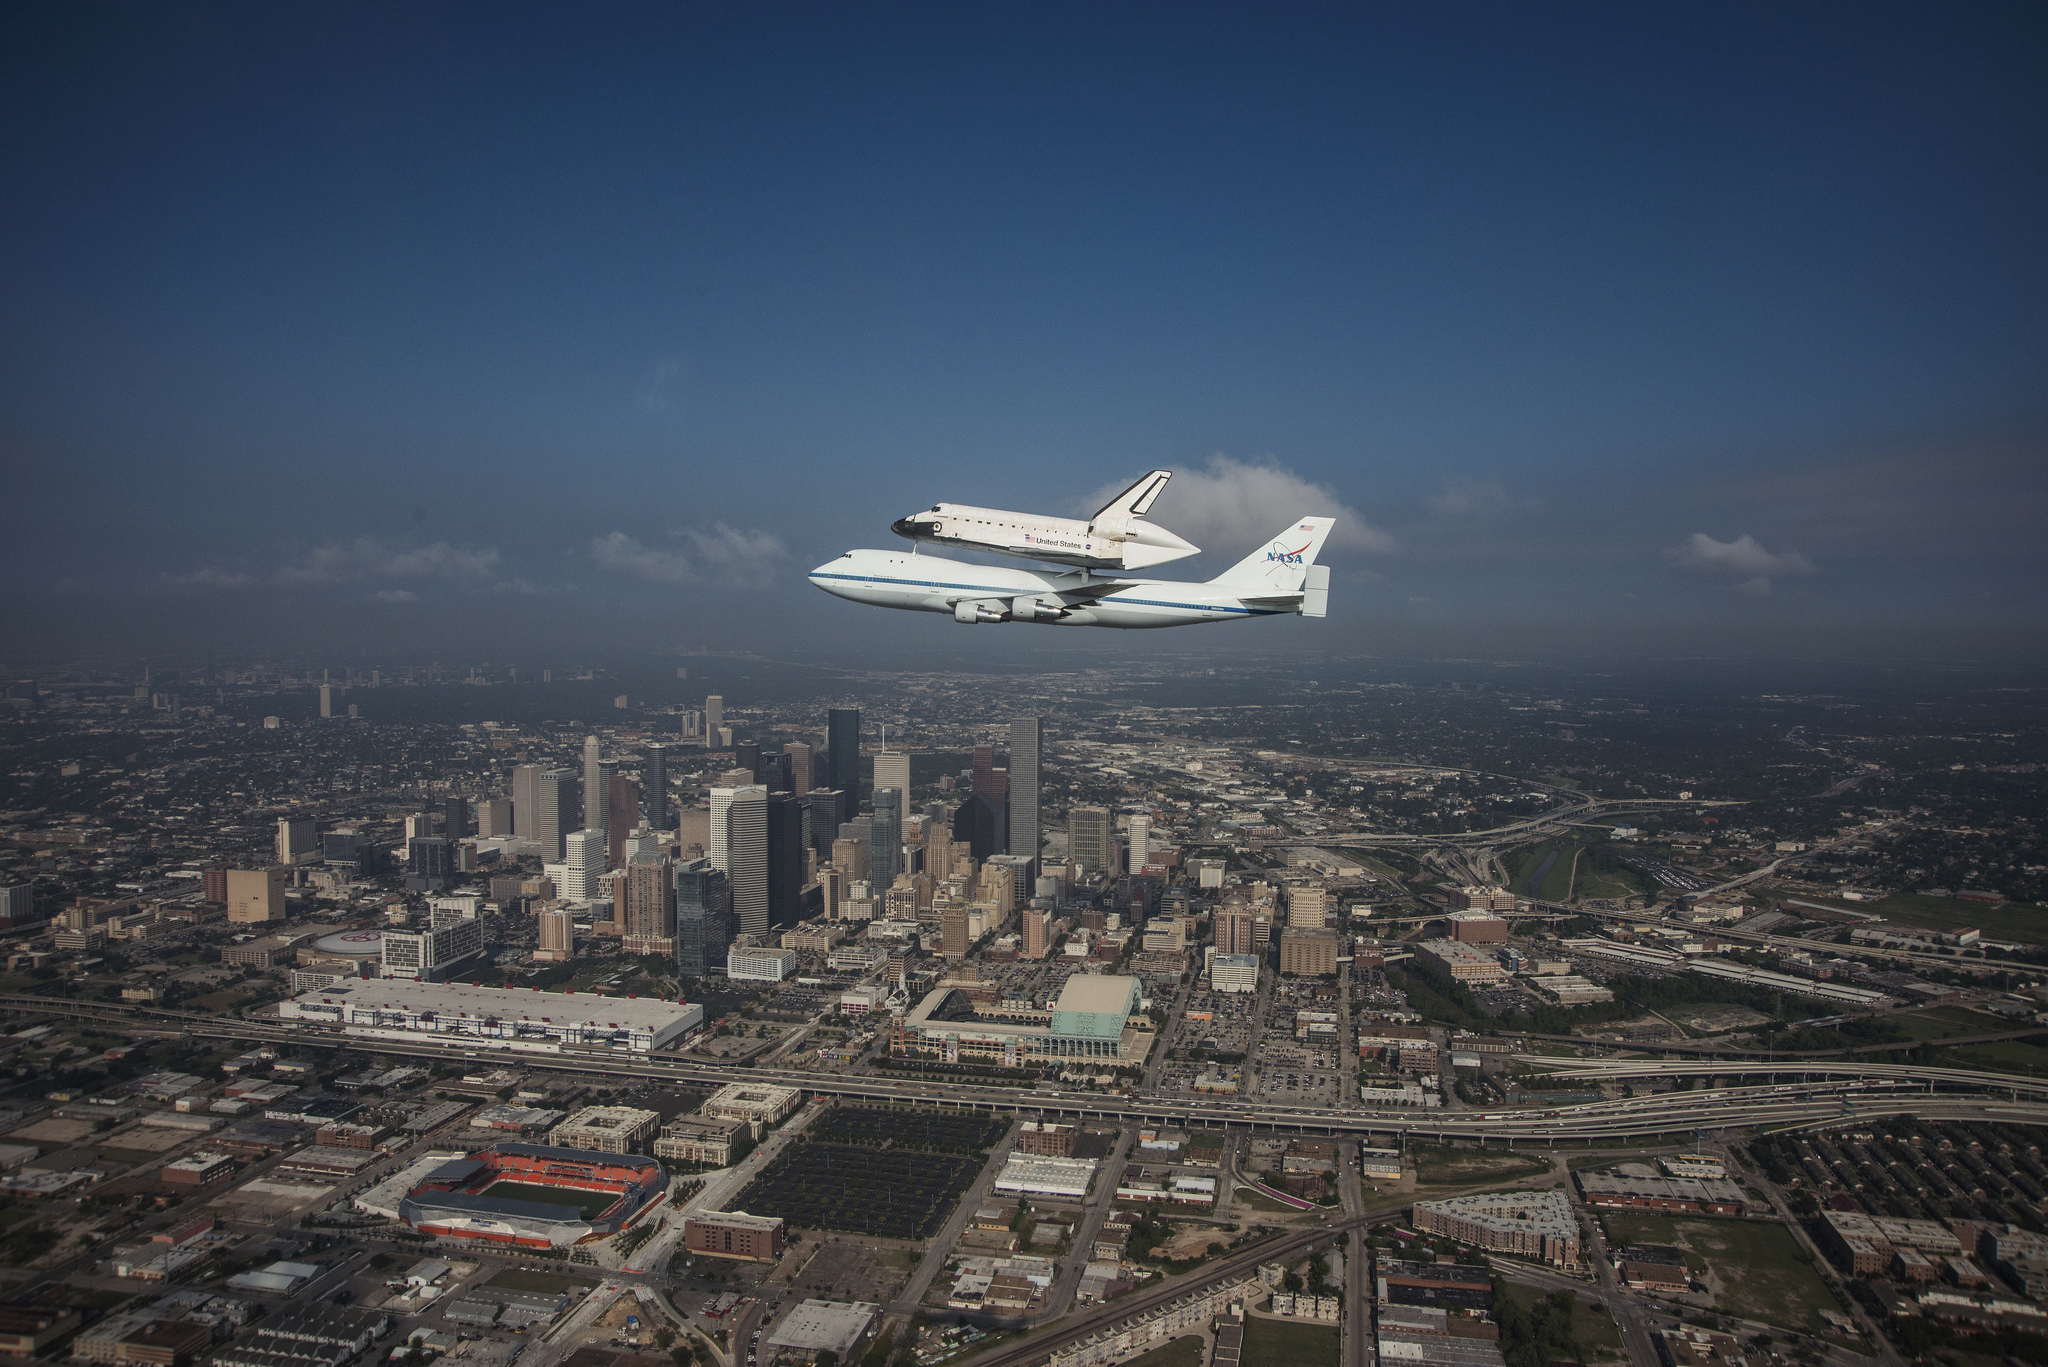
top-left (890, 469), bottom-right (1201, 571)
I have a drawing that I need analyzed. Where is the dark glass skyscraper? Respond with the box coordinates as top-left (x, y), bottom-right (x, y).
top-left (644, 743), bottom-right (667, 830)
top-left (766, 791), bottom-right (805, 930)
top-left (674, 864), bottom-right (731, 976)
top-left (828, 708), bottom-right (861, 804)
top-left (1009, 717), bottom-right (1041, 875)
top-left (869, 786), bottom-right (901, 886)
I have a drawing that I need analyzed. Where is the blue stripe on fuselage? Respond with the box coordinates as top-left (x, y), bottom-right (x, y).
top-left (808, 570), bottom-right (1285, 616)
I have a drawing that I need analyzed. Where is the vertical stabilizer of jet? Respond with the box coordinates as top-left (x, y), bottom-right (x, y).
top-left (1212, 516), bottom-right (1336, 594)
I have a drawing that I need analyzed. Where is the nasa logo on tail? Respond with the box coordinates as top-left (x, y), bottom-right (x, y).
top-left (1264, 521), bottom-right (1320, 564)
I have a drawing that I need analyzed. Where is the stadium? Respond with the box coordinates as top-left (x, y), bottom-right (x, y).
top-left (397, 1143), bottom-right (668, 1249)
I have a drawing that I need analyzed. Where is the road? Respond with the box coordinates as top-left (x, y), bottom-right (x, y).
top-left (1337, 1143), bottom-right (1371, 1367)
top-left (888, 1116), bottom-right (1022, 1315)
top-left (1041, 1124), bottom-right (1138, 1321)
top-left (11, 994), bottom-right (2048, 1146)
top-left (1565, 1177), bottom-right (1661, 1367)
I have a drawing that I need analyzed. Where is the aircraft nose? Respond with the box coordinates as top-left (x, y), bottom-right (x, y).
top-left (890, 516), bottom-right (923, 538)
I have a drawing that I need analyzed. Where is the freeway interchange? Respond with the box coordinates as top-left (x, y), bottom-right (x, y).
top-left (8, 992), bottom-right (2048, 1145)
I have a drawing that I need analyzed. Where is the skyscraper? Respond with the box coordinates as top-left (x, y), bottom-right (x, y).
top-left (561, 828), bottom-right (606, 901)
top-left (874, 749), bottom-right (911, 806)
top-left (765, 792), bottom-right (805, 932)
top-left (1022, 906), bottom-right (1052, 960)
top-left (704, 695), bottom-right (723, 746)
top-left (869, 787), bottom-right (902, 887)
top-left (644, 744), bottom-right (667, 829)
top-left (535, 905), bottom-right (575, 962)
top-left (1069, 806), bottom-right (1114, 874)
top-left (623, 857), bottom-right (676, 956)
top-left (803, 790), bottom-right (843, 859)
top-left (828, 708), bottom-right (861, 803)
top-left (1128, 814), bottom-right (1151, 872)
top-left (319, 683), bottom-right (335, 718)
top-left (477, 797), bottom-right (513, 837)
top-left (443, 795), bottom-right (470, 840)
top-left (581, 735), bottom-right (607, 839)
top-left (725, 785), bottom-right (770, 939)
top-left (952, 791), bottom-right (1006, 862)
top-left (1009, 716), bottom-right (1042, 873)
top-left (675, 865), bottom-right (731, 976)
top-left (708, 785), bottom-right (739, 873)
top-left (786, 742), bottom-right (813, 795)
top-left (512, 765), bottom-right (577, 861)
top-left (606, 772), bottom-right (638, 867)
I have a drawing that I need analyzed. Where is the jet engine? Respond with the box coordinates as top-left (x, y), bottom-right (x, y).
top-left (953, 601), bottom-right (1006, 623)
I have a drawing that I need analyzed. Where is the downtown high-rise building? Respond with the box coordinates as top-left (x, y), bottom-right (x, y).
top-left (869, 786), bottom-right (902, 888)
top-left (1022, 906), bottom-right (1052, 960)
top-left (786, 742), bottom-right (813, 795)
top-left (675, 864), bottom-right (731, 976)
top-left (583, 735), bottom-right (607, 843)
top-left (1128, 814), bottom-right (1151, 872)
top-left (535, 905), bottom-right (574, 962)
top-left (477, 797), bottom-right (513, 837)
top-left (1216, 905), bottom-right (1261, 955)
top-left (1068, 806), bottom-right (1114, 874)
top-left (623, 857), bottom-right (676, 956)
top-left (873, 748), bottom-right (910, 805)
top-left (560, 828), bottom-right (606, 901)
top-left (512, 765), bottom-right (577, 860)
top-left (725, 785), bottom-right (770, 938)
top-left (828, 708), bottom-right (861, 802)
top-left (704, 694), bottom-right (723, 746)
top-left (952, 790), bottom-right (1006, 862)
top-left (443, 795), bottom-right (470, 840)
top-left (644, 743), bottom-right (667, 830)
top-left (1009, 716), bottom-right (1041, 873)
top-left (765, 792), bottom-right (805, 933)
top-left (708, 784), bottom-right (741, 873)
top-left (606, 772), bottom-right (638, 867)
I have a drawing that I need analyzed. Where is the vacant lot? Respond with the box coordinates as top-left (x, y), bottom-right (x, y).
top-left (479, 1182), bottom-right (617, 1221)
top-left (486, 1267), bottom-right (595, 1296)
top-left (1243, 1318), bottom-right (1339, 1367)
top-left (1596, 1213), bottom-right (1843, 1336)
top-left (1125, 1337), bottom-right (1205, 1367)
top-left (1498, 1281), bottom-right (1624, 1361)
top-left (1411, 1143), bottom-right (1552, 1187)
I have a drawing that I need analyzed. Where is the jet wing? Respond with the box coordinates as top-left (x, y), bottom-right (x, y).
top-left (1093, 469), bottom-right (1172, 519)
top-left (1048, 578), bottom-right (1138, 603)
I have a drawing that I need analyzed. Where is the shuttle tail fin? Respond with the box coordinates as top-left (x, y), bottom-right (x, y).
top-left (1093, 469), bottom-right (1173, 520)
top-left (1212, 516), bottom-right (1336, 594)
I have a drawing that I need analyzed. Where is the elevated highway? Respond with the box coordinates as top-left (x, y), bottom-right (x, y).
top-left (9, 993), bottom-right (2048, 1143)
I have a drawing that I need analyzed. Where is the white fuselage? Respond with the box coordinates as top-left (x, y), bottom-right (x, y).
top-left (890, 503), bottom-right (1198, 570)
top-left (809, 549), bottom-right (1294, 629)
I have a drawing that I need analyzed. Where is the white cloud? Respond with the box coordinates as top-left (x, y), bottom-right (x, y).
top-left (161, 538), bottom-right (506, 594)
top-left (1086, 454), bottom-right (1395, 555)
top-left (1666, 532), bottom-right (1815, 595)
top-left (590, 524), bottom-right (788, 587)
top-left (1424, 478), bottom-right (1512, 519)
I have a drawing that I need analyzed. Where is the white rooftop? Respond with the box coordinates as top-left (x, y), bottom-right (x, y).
top-left (289, 978), bottom-right (698, 1032)
top-left (765, 1300), bottom-right (878, 1356)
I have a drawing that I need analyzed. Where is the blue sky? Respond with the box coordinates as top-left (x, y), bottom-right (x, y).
top-left (3, 2), bottom-right (2043, 662)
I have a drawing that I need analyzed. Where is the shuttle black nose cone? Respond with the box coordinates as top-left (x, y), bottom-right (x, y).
top-left (891, 517), bottom-right (922, 538)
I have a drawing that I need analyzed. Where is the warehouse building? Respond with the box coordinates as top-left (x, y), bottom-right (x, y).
top-left (1413, 940), bottom-right (1506, 985)
top-left (281, 979), bottom-right (703, 1053)
top-left (1575, 1172), bottom-right (1749, 1216)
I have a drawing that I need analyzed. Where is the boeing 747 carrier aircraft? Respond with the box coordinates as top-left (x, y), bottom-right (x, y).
top-left (812, 516), bottom-right (1334, 629)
